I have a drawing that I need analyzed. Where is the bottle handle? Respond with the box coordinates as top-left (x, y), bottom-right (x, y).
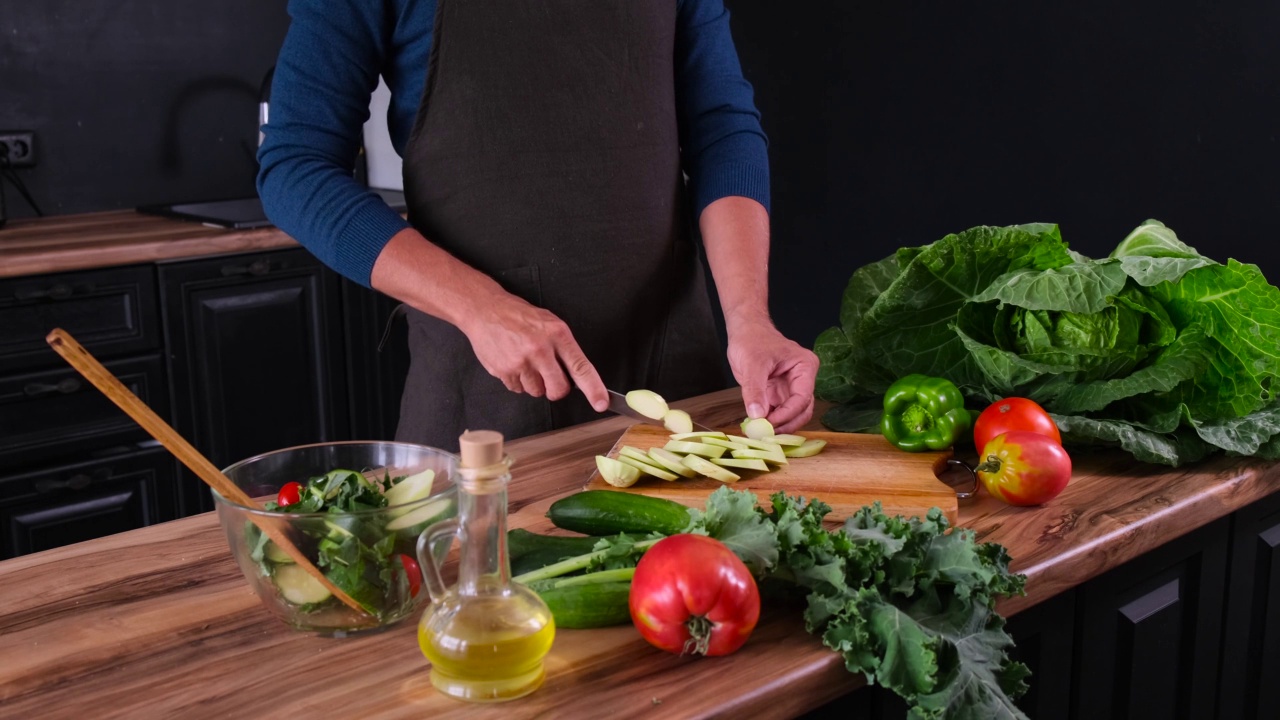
top-left (416, 517), bottom-right (459, 604)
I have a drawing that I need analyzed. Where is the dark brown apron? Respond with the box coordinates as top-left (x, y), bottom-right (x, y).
top-left (395, 0), bottom-right (726, 451)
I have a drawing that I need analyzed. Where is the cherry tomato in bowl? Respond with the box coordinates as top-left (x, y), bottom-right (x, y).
top-left (276, 481), bottom-right (302, 507)
top-left (976, 431), bottom-right (1072, 506)
top-left (974, 398), bottom-right (1061, 450)
top-left (629, 534), bottom-right (760, 657)
top-left (398, 554), bottom-right (422, 598)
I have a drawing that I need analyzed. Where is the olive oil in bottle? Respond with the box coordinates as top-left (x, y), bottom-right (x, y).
top-left (415, 431), bottom-right (555, 702)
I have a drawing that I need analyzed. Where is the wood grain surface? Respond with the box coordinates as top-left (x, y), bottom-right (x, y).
top-left (0, 210), bottom-right (298, 278)
top-left (2, 388), bottom-right (1279, 719)
top-left (584, 424), bottom-right (958, 524)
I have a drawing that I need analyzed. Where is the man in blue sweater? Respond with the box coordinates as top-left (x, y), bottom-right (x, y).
top-left (258, 0), bottom-right (818, 449)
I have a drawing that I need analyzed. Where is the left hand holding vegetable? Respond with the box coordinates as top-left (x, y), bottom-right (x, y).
top-left (727, 317), bottom-right (819, 434)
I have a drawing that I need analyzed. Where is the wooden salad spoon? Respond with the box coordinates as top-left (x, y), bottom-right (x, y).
top-left (46, 328), bottom-right (370, 619)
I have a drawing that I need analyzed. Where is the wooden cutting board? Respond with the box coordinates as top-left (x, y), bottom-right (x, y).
top-left (583, 424), bottom-right (959, 524)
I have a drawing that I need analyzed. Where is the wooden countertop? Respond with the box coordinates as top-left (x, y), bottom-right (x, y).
top-left (2, 389), bottom-right (1278, 718)
top-left (0, 210), bottom-right (299, 278)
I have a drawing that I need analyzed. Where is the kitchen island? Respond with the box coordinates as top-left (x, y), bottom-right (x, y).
top-left (1, 388), bottom-right (1278, 719)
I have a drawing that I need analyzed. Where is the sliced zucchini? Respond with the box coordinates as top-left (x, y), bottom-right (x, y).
top-left (647, 447), bottom-right (700, 478)
top-left (618, 455), bottom-right (679, 482)
top-left (662, 409), bottom-right (694, 434)
top-left (619, 446), bottom-right (666, 468)
top-left (273, 563), bottom-right (332, 605)
top-left (386, 496), bottom-right (454, 531)
top-left (702, 437), bottom-right (750, 452)
top-left (625, 389), bottom-right (669, 420)
top-left (595, 455), bottom-right (643, 488)
top-left (732, 448), bottom-right (789, 465)
top-left (763, 434), bottom-right (807, 447)
top-left (663, 440), bottom-right (726, 459)
top-left (669, 431), bottom-right (729, 441)
top-left (681, 454), bottom-right (740, 483)
top-left (711, 457), bottom-right (770, 472)
top-left (727, 435), bottom-right (785, 454)
top-left (383, 468), bottom-right (435, 508)
top-left (784, 438), bottom-right (829, 458)
top-left (740, 417), bottom-right (775, 440)
top-left (263, 541), bottom-right (295, 564)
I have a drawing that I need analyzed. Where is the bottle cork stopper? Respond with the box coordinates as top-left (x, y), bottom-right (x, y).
top-left (459, 429), bottom-right (505, 469)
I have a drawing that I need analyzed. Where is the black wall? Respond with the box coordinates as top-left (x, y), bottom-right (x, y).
top-left (0, 1), bottom-right (289, 217)
top-left (728, 0), bottom-right (1280, 347)
top-left (3, 1), bottom-right (1278, 353)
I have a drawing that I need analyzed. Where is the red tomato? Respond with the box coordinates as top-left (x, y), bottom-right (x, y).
top-left (629, 534), bottom-right (760, 657)
top-left (977, 431), bottom-right (1072, 506)
top-left (974, 398), bottom-right (1062, 450)
top-left (277, 481), bottom-right (302, 507)
top-left (398, 554), bottom-right (422, 598)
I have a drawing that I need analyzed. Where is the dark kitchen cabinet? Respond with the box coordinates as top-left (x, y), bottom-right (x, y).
top-left (1, 226), bottom-right (407, 557)
top-left (1004, 588), bottom-right (1076, 720)
top-left (159, 248), bottom-right (349, 515)
top-left (1073, 518), bottom-right (1229, 720)
top-left (0, 265), bottom-right (178, 556)
top-left (1217, 491), bottom-right (1280, 720)
top-left (0, 446), bottom-right (176, 559)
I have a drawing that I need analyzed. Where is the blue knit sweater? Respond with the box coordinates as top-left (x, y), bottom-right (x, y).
top-left (257, 0), bottom-right (770, 287)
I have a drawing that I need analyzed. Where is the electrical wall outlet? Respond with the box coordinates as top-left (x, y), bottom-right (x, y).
top-left (0, 131), bottom-right (36, 168)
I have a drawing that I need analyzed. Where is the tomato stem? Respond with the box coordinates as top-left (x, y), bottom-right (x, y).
top-left (972, 454), bottom-right (1002, 474)
top-left (683, 615), bottom-right (714, 656)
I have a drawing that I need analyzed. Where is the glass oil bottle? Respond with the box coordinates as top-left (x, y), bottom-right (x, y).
top-left (415, 430), bottom-right (555, 701)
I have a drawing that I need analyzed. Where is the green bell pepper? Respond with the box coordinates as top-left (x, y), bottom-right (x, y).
top-left (880, 374), bottom-right (971, 452)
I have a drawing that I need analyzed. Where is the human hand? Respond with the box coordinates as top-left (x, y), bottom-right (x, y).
top-left (459, 291), bottom-right (609, 411)
top-left (726, 319), bottom-right (820, 434)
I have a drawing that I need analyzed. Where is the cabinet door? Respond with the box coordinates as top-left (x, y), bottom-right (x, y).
top-left (1074, 518), bottom-right (1229, 720)
top-left (340, 280), bottom-right (408, 441)
top-left (0, 447), bottom-right (176, 559)
top-left (0, 264), bottom-right (160, 374)
top-left (0, 354), bottom-right (168, 471)
top-left (160, 249), bottom-right (347, 515)
top-left (1217, 491), bottom-right (1280, 720)
top-left (1004, 589), bottom-right (1076, 720)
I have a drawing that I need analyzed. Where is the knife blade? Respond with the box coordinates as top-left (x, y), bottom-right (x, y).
top-left (605, 389), bottom-right (714, 432)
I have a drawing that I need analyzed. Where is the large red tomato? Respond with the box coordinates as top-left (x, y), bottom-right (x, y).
top-left (974, 398), bottom-right (1062, 450)
top-left (977, 431), bottom-right (1072, 506)
top-left (629, 534), bottom-right (760, 657)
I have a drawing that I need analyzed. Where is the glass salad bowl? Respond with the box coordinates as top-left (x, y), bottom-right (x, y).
top-left (213, 441), bottom-right (459, 637)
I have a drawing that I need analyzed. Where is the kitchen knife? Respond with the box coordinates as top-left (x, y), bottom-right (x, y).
top-left (605, 389), bottom-right (714, 432)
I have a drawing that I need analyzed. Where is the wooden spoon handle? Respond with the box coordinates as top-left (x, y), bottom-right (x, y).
top-left (45, 328), bottom-right (372, 620)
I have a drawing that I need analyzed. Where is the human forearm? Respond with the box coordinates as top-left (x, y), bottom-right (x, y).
top-left (370, 228), bottom-right (508, 334)
top-left (700, 195), bottom-right (773, 332)
top-left (700, 196), bottom-right (818, 431)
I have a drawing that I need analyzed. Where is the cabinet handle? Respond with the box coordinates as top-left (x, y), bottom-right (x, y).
top-left (220, 259), bottom-right (273, 277)
top-left (35, 472), bottom-right (97, 494)
top-left (14, 282), bottom-right (94, 301)
top-left (23, 378), bottom-right (82, 398)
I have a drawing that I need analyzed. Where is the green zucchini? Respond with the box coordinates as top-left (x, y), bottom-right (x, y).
top-left (535, 581), bottom-right (633, 629)
top-left (508, 528), bottom-right (600, 561)
top-left (546, 491), bottom-right (693, 536)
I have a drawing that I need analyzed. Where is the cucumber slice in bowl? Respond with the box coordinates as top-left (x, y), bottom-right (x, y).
top-left (383, 469), bottom-right (435, 511)
top-left (273, 563), bottom-right (333, 605)
top-left (386, 496), bottom-right (455, 532)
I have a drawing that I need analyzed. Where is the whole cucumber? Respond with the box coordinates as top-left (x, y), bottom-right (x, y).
top-left (536, 581), bottom-right (633, 629)
top-left (508, 528), bottom-right (600, 561)
top-left (547, 490), bottom-right (693, 536)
